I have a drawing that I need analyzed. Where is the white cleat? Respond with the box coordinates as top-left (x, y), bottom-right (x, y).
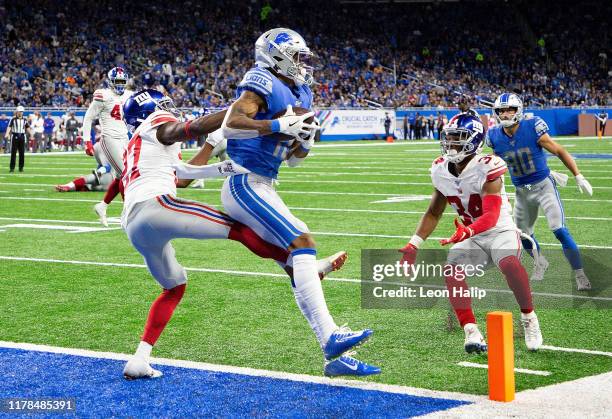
top-left (575, 269), bottom-right (591, 291)
top-left (191, 179), bottom-right (204, 188)
top-left (521, 311), bottom-right (543, 351)
top-left (463, 323), bottom-right (487, 354)
top-left (531, 255), bottom-right (549, 281)
top-left (317, 251), bottom-right (348, 280)
top-left (93, 202), bottom-right (109, 227)
top-left (123, 356), bottom-right (163, 380)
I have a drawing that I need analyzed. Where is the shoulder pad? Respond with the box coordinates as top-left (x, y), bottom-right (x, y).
top-left (149, 110), bottom-right (179, 128)
top-left (533, 116), bottom-right (549, 137)
top-left (238, 68), bottom-right (274, 98)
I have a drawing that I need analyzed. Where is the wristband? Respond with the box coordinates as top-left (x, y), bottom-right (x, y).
top-left (184, 120), bottom-right (192, 138)
top-left (409, 235), bottom-right (424, 248)
top-left (270, 119), bottom-right (280, 133)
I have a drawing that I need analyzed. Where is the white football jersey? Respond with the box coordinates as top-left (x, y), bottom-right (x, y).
top-left (121, 110), bottom-right (182, 226)
top-left (82, 88), bottom-right (133, 143)
top-left (431, 153), bottom-right (515, 233)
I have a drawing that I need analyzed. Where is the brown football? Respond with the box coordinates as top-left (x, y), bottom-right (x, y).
top-left (269, 106), bottom-right (314, 142)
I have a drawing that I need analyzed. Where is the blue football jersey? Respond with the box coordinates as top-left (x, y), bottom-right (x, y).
top-left (486, 117), bottom-right (550, 186)
top-left (226, 67), bottom-right (313, 179)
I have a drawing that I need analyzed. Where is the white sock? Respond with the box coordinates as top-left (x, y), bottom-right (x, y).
top-left (135, 341), bottom-right (152, 360)
top-left (521, 311), bottom-right (536, 319)
top-left (291, 250), bottom-right (337, 349)
top-left (575, 268), bottom-right (585, 275)
top-left (67, 181), bottom-right (75, 190)
top-left (98, 201), bottom-right (108, 208)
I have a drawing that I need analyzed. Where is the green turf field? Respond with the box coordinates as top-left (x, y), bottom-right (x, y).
top-left (0, 137), bottom-right (610, 395)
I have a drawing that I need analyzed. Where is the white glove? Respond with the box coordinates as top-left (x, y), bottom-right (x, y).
top-left (575, 174), bottom-right (593, 196)
top-left (173, 159), bottom-right (250, 180)
top-left (275, 105), bottom-right (315, 138)
top-left (296, 116), bottom-right (320, 151)
top-left (549, 170), bottom-right (568, 187)
top-left (205, 128), bottom-right (225, 148)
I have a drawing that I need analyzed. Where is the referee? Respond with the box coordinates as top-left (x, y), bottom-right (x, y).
top-left (6, 106), bottom-right (30, 173)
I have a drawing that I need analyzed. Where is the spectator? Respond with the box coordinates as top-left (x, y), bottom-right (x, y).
top-left (43, 113), bottom-right (55, 151)
top-left (64, 111), bottom-right (80, 151)
top-left (31, 111), bottom-right (45, 153)
top-left (0, 114), bottom-right (9, 153)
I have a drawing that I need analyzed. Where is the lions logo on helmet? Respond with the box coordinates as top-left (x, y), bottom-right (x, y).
top-left (107, 67), bottom-right (129, 95)
top-left (255, 28), bottom-right (315, 87)
top-left (493, 93), bottom-right (524, 128)
top-left (123, 89), bottom-right (180, 133)
top-left (441, 113), bottom-right (485, 163)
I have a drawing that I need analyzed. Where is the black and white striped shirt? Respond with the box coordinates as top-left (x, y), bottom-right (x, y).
top-left (8, 116), bottom-right (29, 135)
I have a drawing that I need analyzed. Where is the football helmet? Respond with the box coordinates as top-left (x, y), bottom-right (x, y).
top-left (107, 67), bottom-right (129, 95)
top-left (123, 89), bottom-right (179, 132)
top-left (255, 28), bottom-right (315, 86)
top-left (493, 93), bottom-right (524, 127)
top-left (441, 112), bottom-right (485, 163)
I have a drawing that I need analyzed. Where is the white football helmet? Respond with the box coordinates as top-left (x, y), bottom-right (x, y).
top-left (493, 93), bottom-right (524, 128)
top-left (255, 28), bottom-right (314, 87)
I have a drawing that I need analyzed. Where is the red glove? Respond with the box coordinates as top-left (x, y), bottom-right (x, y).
top-left (399, 243), bottom-right (418, 266)
top-left (85, 141), bottom-right (94, 156)
top-left (440, 218), bottom-right (474, 246)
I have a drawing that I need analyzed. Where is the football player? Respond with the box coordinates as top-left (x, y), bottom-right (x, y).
top-left (399, 112), bottom-right (543, 353)
top-left (55, 142), bottom-right (112, 192)
top-left (120, 89), bottom-right (347, 379)
top-left (82, 67), bottom-right (133, 227)
top-left (219, 28), bottom-right (379, 377)
top-left (487, 93), bottom-right (592, 290)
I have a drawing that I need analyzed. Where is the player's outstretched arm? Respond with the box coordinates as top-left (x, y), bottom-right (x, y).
top-left (222, 91), bottom-right (315, 139)
top-left (176, 143), bottom-right (214, 188)
top-left (82, 98), bottom-right (103, 155)
top-left (538, 133), bottom-right (593, 195)
top-left (156, 109), bottom-right (227, 145)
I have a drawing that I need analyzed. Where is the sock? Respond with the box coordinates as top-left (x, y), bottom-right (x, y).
top-left (65, 181), bottom-right (76, 191)
top-left (521, 234), bottom-right (540, 259)
top-left (553, 227), bottom-right (583, 270)
top-left (291, 248), bottom-right (337, 348)
top-left (228, 222), bottom-right (289, 263)
top-left (444, 267), bottom-right (476, 327)
top-left (103, 178), bottom-right (121, 204)
top-left (498, 256), bottom-right (534, 313)
top-left (142, 283), bottom-right (186, 346)
top-left (135, 341), bottom-right (153, 359)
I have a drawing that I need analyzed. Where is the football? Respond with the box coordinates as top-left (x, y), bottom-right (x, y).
top-left (269, 106), bottom-right (315, 141)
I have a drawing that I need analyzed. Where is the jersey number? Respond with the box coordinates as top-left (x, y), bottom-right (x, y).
top-left (272, 141), bottom-right (290, 160)
top-left (122, 134), bottom-right (142, 189)
top-left (110, 104), bottom-right (122, 121)
top-left (503, 147), bottom-right (535, 177)
top-left (447, 194), bottom-right (482, 225)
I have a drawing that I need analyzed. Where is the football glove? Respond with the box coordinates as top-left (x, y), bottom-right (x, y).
top-left (398, 243), bottom-right (418, 266)
top-left (440, 219), bottom-right (474, 246)
top-left (85, 141), bottom-right (94, 156)
top-left (575, 174), bottom-right (593, 196)
top-left (276, 105), bottom-right (316, 139)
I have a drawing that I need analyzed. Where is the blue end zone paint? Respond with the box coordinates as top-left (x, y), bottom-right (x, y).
top-left (0, 347), bottom-right (469, 418)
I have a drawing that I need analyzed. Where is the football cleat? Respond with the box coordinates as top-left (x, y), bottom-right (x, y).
top-left (94, 202), bottom-right (109, 227)
top-left (55, 184), bottom-right (71, 192)
top-left (324, 353), bottom-right (381, 377)
top-left (521, 311), bottom-right (543, 351)
top-left (123, 356), bottom-right (163, 380)
top-left (318, 251), bottom-right (348, 280)
top-left (575, 270), bottom-right (591, 291)
top-left (92, 169), bottom-right (101, 185)
top-left (324, 326), bottom-right (372, 360)
top-left (530, 255), bottom-right (549, 281)
top-left (464, 323), bottom-right (487, 354)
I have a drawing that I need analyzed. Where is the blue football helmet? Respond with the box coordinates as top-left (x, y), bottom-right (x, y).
top-left (123, 89), bottom-right (179, 133)
top-left (107, 67), bottom-right (129, 94)
top-left (441, 112), bottom-right (485, 163)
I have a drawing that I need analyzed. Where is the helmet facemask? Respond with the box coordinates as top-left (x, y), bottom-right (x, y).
top-left (156, 96), bottom-right (181, 118)
top-left (494, 106), bottom-right (521, 128)
top-left (441, 128), bottom-right (483, 163)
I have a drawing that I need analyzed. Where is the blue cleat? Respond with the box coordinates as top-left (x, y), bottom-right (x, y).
top-left (324, 354), bottom-right (381, 377)
top-left (324, 326), bottom-right (373, 360)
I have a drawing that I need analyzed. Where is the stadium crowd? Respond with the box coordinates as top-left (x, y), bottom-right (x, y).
top-left (0, 0), bottom-right (609, 109)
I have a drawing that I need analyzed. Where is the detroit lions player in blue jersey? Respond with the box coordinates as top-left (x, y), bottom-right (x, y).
top-left (486, 93), bottom-right (593, 290)
top-left (219, 28), bottom-right (379, 377)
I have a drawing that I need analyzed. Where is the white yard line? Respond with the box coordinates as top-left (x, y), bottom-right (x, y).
top-left (456, 361), bottom-right (551, 376)
top-left (1, 256), bottom-right (610, 301)
top-left (0, 340), bottom-right (481, 402)
top-left (539, 345), bottom-right (612, 357)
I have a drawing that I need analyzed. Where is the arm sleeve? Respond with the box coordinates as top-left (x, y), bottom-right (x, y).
top-left (467, 194), bottom-right (502, 235)
top-left (82, 96), bottom-right (104, 142)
